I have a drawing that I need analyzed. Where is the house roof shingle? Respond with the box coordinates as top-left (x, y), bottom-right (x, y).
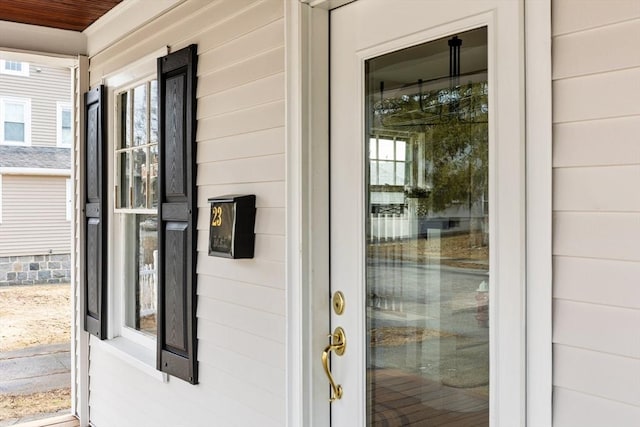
top-left (0, 145), bottom-right (71, 169)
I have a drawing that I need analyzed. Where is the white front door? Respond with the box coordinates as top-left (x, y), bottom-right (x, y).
top-left (328, 1), bottom-right (525, 425)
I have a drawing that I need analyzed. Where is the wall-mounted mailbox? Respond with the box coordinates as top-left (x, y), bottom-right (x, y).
top-left (208, 194), bottom-right (256, 259)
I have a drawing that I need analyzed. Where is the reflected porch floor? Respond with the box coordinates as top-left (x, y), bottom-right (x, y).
top-left (370, 368), bottom-right (489, 426)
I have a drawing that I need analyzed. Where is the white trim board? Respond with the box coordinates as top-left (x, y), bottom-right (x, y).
top-left (525, 0), bottom-right (553, 425)
top-left (0, 167), bottom-right (70, 176)
top-left (286, 2), bottom-right (331, 426)
top-left (72, 54), bottom-right (90, 427)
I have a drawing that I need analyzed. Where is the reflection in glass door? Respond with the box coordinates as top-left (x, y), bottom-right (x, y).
top-left (365, 27), bottom-right (489, 426)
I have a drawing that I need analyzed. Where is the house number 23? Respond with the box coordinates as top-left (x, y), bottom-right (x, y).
top-left (211, 206), bottom-right (223, 227)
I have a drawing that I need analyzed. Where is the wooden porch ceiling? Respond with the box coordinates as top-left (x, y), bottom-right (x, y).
top-left (0, 0), bottom-right (123, 32)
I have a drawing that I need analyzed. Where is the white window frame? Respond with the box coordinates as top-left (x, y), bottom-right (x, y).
top-left (113, 75), bottom-right (158, 349)
top-left (0, 60), bottom-right (29, 77)
top-left (57, 102), bottom-right (73, 147)
top-left (0, 97), bottom-right (31, 146)
top-left (101, 47), bottom-right (168, 381)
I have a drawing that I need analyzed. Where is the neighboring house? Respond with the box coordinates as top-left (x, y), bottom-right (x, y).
top-left (1, 1), bottom-right (639, 427)
top-left (0, 61), bottom-right (72, 285)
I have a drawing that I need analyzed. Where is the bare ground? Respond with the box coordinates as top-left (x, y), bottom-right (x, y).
top-left (0, 284), bottom-right (71, 422)
top-left (369, 232), bottom-right (489, 270)
top-left (0, 389), bottom-right (70, 421)
top-left (0, 284), bottom-right (71, 352)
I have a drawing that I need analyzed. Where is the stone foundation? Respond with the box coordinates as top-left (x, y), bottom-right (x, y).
top-left (0, 254), bottom-right (71, 286)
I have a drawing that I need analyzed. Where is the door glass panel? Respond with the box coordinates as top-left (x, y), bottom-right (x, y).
top-left (366, 27), bottom-right (489, 426)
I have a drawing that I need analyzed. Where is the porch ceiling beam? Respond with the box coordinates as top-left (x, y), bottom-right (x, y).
top-left (0, 20), bottom-right (87, 57)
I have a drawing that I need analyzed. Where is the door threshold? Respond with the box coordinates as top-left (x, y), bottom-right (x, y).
top-left (11, 414), bottom-right (78, 427)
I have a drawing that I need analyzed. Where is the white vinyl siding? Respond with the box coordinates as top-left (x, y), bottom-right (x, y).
top-left (0, 63), bottom-right (70, 147)
top-left (87, 0), bottom-right (285, 426)
top-left (553, 1), bottom-right (640, 425)
top-left (0, 174), bottom-right (71, 256)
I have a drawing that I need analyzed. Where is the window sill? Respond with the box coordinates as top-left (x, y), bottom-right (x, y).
top-left (92, 335), bottom-right (168, 383)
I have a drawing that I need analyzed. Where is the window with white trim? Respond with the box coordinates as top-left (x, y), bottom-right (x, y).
top-left (114, 78), bottom-right (159, 339)
top-left (57, 102), bottom-right (72, 147)
top-left (0, 98), bottom-right (31, 145)
top-left (0, 60), bottom-right (29, 77)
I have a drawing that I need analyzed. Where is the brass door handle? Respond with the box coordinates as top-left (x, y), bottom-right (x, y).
top-left (322, 326), bottom-right (346, 402)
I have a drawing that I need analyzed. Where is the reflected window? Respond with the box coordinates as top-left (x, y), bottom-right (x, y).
top-left (366, 27), bottom-right (489, 426)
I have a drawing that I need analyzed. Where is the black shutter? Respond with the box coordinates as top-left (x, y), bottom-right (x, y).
top-left (157, 45), bottom-right (198, 384)
top-left (84, 85), bottom-right (107, 339)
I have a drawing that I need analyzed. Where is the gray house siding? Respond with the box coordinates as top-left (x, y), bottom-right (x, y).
top-left (0, 62), bottom-right (71, 147)
top-left (0, 60), bottom-right (72, 284)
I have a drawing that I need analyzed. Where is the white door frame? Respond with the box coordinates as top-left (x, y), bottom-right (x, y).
top-left (285, 1), bottom-right (552, 426)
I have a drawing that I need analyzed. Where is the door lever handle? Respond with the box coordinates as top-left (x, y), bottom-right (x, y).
top-left (321, 326), bottom-right (347, 402)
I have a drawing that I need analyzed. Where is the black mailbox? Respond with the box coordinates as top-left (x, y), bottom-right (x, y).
top-left (208, 195), bottom-right (256, 259)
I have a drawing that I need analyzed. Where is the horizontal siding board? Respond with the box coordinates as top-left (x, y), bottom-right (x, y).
top-left (197, 296), bottom-right (285, 344)
top-left (197, 276), bottom-right (285, 316)
top-left (197, 364), bottom-right (284, 424)
top-left (553, 212), bottom-right (640, 261)
top-left (196, 233), bottom-right (284, 262)
top-left (196, 252), bottom-right (284, 289)
top-left (554, 19), bottom-right (640, 79)
top-left (195, 0), bottom-right (283, 54)
top-left (553, 299), bottom-right (640, 358)
top-left (253, 234), bottom-right (285, 262)
top-left (554, 117), bottom-right (640, 167)
top-left (554, 68), bottom-right (640, 123)
top-left (198, 342), bottom-right (284, 395)
top-left (196, 100), bottom-right (284, 142)
top-left (0, 175), bottom-right (70, 256)
top-left (196, 182), bottom-right (284, 208)
top-left (253, 207), bottom-right (285, 236)
top-left (553, 165), bottom-right (640, 212)
top-left (197, 207), bottom-right (284, 236)
top-left (197, 47), bottom-right (284, 98)
top-left (197, 18), bottom-right (283, 76)
top-left (554, 344), bottom-right (640, 407)
top-left (552, 0), bottom-right (640, 36)
top-left (197, 126), bottom-right (284, 163)
top-left (554, 387), bottom-right (640, 427)
top-left (90, 345), bottom-right (237, 427)
top-left (90, 0), bottom-right (257, 79)
top-left (198, 73), bottom-right (284, 121)
top-left (197, 153), bottom-right (285, 185)
top-left (553, 2), bottom-right (640, 421)
top-left (554, 256), bottom-right (640, 309)
top-left (197, 318), bottom-right (285, 371)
